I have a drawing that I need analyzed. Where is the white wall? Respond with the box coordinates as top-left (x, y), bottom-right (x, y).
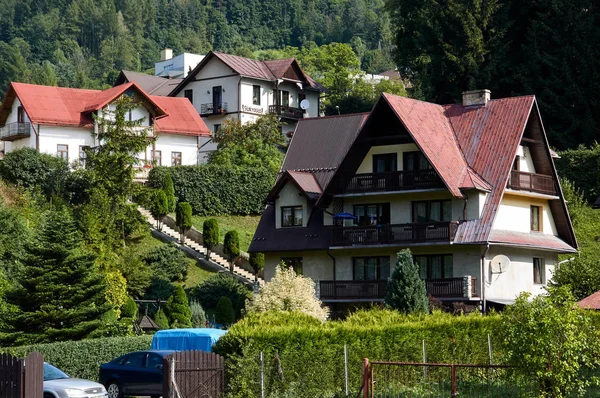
top-left (494, 194), bottom-right (557, 235)
top-left (275, 182), bottom-right (309, 228)
top-left (176, 75), bottom-right (240, 118)
top-left (100, 102), bottom-right (151, 126)
top-left (515, 145), bottom-right (536, 173)
top-left (153, 134), bottom-right (198, 166)
top-left (3, 98), bottom-right (36, 152)
top-left (38, 125), bottom-right (95, 163)
top-left (155, 53), bottom-right (205, 78)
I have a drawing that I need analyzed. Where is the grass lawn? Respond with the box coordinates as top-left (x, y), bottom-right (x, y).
top-left (190, 214), bottom-right (261, 252)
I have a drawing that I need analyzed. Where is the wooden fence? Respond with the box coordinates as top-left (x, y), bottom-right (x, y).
top-left (0, 352), bottom-right (43, 398)
top-left (163, 350), bottom-right (225, 398)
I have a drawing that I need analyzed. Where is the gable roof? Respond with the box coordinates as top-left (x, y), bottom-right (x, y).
top-left (0, 82), bottom-right (210, 137)
top-left (115, 70), bottom-right (182, 96)
top-left (267, 170), bottom-right (323, 202)
top-left (170, 51), bottom-right (325, 96)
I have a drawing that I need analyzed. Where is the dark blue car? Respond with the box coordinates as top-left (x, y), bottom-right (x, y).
top-left (99, 350), bottom-right (176, 398)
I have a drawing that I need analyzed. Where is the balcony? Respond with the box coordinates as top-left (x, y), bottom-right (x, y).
top-left (200, 102), bottom-right (228, 116)
top-left (507, 170), bottom-right (557, 196)
top-left (339, 170), bottom-right (444, 194)
top-left (0, 122), bottom-right (30, 141)
top-left (319, 277), bottom-right (478, 301)
top-left (268, 105), bottom-right (304, 120)
top-left (331, 222), bottom-right (458, 247)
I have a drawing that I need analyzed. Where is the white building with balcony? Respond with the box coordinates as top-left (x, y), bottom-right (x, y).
top-left (155, 49), bottom-right (205, 79)
top-left (0, 82), bottom-right (211, 168)
top-left (169, 51), bottom-right (325, 162)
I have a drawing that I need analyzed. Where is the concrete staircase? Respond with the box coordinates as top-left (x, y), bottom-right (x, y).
top-left (137, 206), bottom-right (263, 285)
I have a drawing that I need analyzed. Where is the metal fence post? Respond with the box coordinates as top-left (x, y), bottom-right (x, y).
top-left (488, 334), bottom-right (493, 365)
top-left (170, 357), bottom-right (175, 398)
top-left (260, 352), bottom-right (264, 398)
top-left (451, 365), bottom-right (457, 397)
top-left (344, 344), bottom-right (349, 396)
top-left (422, 340), bottom-right (427, 381)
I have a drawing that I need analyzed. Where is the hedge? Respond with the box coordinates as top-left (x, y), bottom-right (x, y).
top-left (1, 335), bottom-right (152, 382)
top-left (148, 165), bottom-right (274, 215)
top-left (214, 310), bottom-right (503, 397)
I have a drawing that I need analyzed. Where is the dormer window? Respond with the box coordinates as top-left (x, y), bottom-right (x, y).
top-left (282, 206), bottom-right (302, 227)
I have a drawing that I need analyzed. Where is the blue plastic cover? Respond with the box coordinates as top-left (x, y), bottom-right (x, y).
top-left (150, 328), bottom-right (227, 352)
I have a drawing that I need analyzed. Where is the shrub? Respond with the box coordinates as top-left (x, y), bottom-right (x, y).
top-left (154, 308), bottom-right (170, 329)
top-left (166, 285), bottom-right (192, 328)
top-left (1, 335), bottom-right (152, 382)
top-left (203, 218), bottom-right (219, 255)
top-left (143, 244), bottom-right (189, 282)
top-left (224, 230), bottom-right (240, 266)
top-left (246, 265), bottom-right (329, 321)
top-left (163, 172), bottom-right (176, 212)
top-left (190, 299), bottom-right (207, 328)
top-left (0, 148), bottom-right (69, 197)
top-left (215, 296), bottom-right (235, 325)
top-left (121, 296), bottom-right (138, 319)
top-left (189, 273), bottom-right (251, 319)
top-left (143, 276), bottom-right (175, 302)
top-left (150, 190), bottom-right (168, 229)
top-left (249, 252), bottom-right (265, 280)
top-left (385, 250), bottom-right (428, 313)
top-left (147, 165), bottom-right (274, 215)
top-left (175, 202), bottom-right (193, 243)
top-left (131, 184), bottom-right (157, 209)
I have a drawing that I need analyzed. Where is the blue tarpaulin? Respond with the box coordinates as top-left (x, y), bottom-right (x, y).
top-left (150, 328), bottom-right (227, 352)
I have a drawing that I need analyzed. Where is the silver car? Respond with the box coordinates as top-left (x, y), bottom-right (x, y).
top-left (44, 362), bottom-right (108, 398)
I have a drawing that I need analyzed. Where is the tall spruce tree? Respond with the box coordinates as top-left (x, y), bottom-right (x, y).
top-left (5, 207), bottom-right (111, 344)
top-left (166, 285), bottom-right (192, 328)
top-left (163, 173), bottom-right (176, 213)
top-left (385, 249), bottom-right (428, 314)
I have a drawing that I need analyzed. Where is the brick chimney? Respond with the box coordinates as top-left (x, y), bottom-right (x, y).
top-left (462, 89), bottom-right (491, 106)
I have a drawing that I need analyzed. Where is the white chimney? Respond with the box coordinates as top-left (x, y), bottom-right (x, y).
top-left (462, 89), bottom-right (491, 106)
top-left (160, 48), bottom-right (173, 61)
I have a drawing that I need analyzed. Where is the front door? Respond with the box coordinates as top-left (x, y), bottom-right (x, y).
top-left (212, 86), bottom-right (222, 113)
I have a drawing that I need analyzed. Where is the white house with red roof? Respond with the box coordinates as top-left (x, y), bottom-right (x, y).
top-left (249, 89), bottom-right (577, 312)
top-left (0, 82), bottom-right (211, 168)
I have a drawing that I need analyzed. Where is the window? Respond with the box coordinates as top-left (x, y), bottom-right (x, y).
top-left (281, 206), bottom-right (303, 227)
top-left (124, 353), bottom-right (146, 368)
top-left (281, 257), bottom-right (303, 275)
top-left (79, 145), bottom-right (89, 165)
top-left (353, 257), bottom-right (390, 280)
top-left (252, 85), bottom-right (261, 105)
top-left (353, 203), bottom-right (390, 226)
top-left (281, 90), bottom-right (290, 107)
top-left (414, 255), bottom-right (453, 279)
top-left (17, 106), bottom-right (24, 123)
top-left (533, 257), bottom-right (545, 284)
top-left (171, 151), bottom-right (182, 166)
top-left (153, 150), bottom-right (162, 166)
top-left (146, 354), bottom-right (163, 369)
top-left (184, 89), bottom-right (193, 104)
top-left (531, 205), bottom-right (541, 231)
top-left (403, 151), bottom-right (432, 171)
top-left (373, 153), bottom-right (398, 173)
top-left (57, 144), bottom-right (68, 161)
top-left (214, 124), bottom-right (221, 133)
top-left (412, 200), bottom-right (452, 223)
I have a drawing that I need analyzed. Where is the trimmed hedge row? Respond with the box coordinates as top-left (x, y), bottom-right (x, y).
top-left (1, 335), bottom-right (152, 382)
top-left (214, 310), bottom-right (502, 397)
top-left (148, 165), bottom-right (274, 215)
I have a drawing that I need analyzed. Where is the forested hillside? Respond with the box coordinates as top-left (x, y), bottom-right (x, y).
top-left (0, 0), bottom-right (394, 96)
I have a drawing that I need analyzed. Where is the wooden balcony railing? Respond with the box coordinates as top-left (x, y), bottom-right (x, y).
top-left (507, 170), bottom-right (557, 195)
top-left (268, 105), bottom-right (304, 120)
top-left (200, 102), bottom-right (228, 116)
top-left (331, 222), bottom-right (458, 247)
top-left (319, 277), bottom-right (478, 300)
top-left (340, 169), bottom-right (444, 194)
top-left (0, 122), bottom-right (30, 141)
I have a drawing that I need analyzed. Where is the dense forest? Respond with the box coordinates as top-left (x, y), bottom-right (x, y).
top-left (0, 0), bottom-right (599, 148)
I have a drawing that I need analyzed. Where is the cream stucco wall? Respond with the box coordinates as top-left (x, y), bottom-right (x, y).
top-left (356, 143), bottom-right (419, 174)
top-left (494, 194), bottom-right (557, 235)
top-left (152, 134), bottom-right (198, 166)
top-left (275, 182), bottom-right (309, 228)
top-left (264, 251), bottom-right (334, 282)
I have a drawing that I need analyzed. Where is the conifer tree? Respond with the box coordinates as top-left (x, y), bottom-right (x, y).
top-left (202, 218), bottom-right (219, 258)
top-left (163, 173), bottom-right (176, 213)
top-left (175, 202), bottom-right (192, 243)
top-left (223, 230), bottom-right (240, 272)
top-left (151, 190), bottom-right (168, 230)
top-left (5, 207), bottom-right (111, 344)
top-left (166, 285), bottom-right (192, 328)
top-left (385, 249), bottom-right (428, 314)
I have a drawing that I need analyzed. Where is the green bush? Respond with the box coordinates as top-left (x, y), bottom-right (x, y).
top-left (189, 273), bottom-right (251, 319)
top-left (143, 243), bottom-right (189, 282)
top-left (249, 252), bottom-right (265, 278)
top-left (215, 296), bottom-right (235, 325)
top-left (385, 249), bottom-right (428, 313)
top-left (131, 184), bottom-right (158, 209)
top-left (175, 201), bottom-right (193, 241)
top-left (214, 310), bottom-right (503, 397)
top-left (154, 308), bottom-right (170, 329)
top-left (147, 165), bottom-right (274, 215)
top-left (190, 299), bottom-right (207, 328)
top-left (121, 297), bottom-right (138, 319)
top-left (203, 218), bottom-right (219, 253)
top-left (167, 285), bottom-right (192, 328)
top-left (0, 147), bottom-right (69, 197)
top-left (1, 335), bottom-right (152, 382)
top-left (223, 230), bottom-right (240, 263)
top-left (163, 172), bottom-right (176, 212)
top-left (150, 190), bottom-right (168, 228)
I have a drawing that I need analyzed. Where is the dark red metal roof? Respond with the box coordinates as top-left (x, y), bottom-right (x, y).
top-left (115, 70), bottom-right (182, 96)
top-left (288, 171), bottom-right (322, 194)
top-left (488, 230), bottom-right (576, 252)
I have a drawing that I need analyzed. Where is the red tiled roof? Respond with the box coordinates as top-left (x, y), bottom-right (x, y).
top-left (488, 230), bottom-right (576, 252)
top-left (151, 96), bottom-right (210, 136)
top-left (579, 291), bottom-right (600, 310)
top-left (288, 171), bottom-right (322, 194)
top-left (83, 82), bottom-right (168, 117)
top-left (383, 93), bottom-right (470, 198)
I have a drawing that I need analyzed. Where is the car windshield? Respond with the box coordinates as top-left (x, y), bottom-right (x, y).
top-left (44, 363), bottom-right (70, 381)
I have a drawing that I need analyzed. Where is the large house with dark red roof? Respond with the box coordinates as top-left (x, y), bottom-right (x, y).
top-left (249, 89), bottom-right (577, 311)
top-left (168, 51), bottom-right (325, 161)
top-left (0, 82), bottom-right (210, 168)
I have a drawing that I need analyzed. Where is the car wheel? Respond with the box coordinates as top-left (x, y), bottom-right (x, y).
top-left (106, 381), bottom-right (123, 398)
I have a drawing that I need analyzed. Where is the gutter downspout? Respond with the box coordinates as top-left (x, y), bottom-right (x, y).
top-left (30, 123), bottom-right (40, 150)
top-left (481, 244), bottom-right (490, 314)
top-left (237, 76), bottom-right (242, 119)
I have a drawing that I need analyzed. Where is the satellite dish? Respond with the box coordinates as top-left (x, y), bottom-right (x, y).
top-left (300, 99), bottom-right (310, 110)
top-left (490, 255), bottom-right (511, 274)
